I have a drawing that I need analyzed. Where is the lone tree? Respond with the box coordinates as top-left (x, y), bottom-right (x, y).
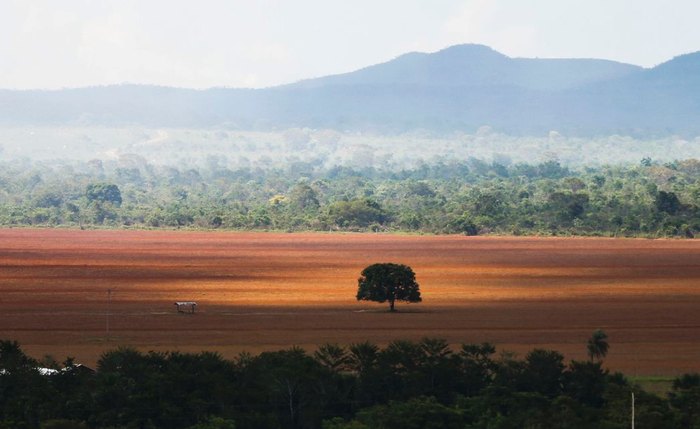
top-left (356, 263), bottom-right (421, 312)
top-left (587, 329), bottom-right (609, 361)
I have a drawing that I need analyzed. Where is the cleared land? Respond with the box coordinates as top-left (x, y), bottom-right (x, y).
top-left (1, 228), bottom-right (699, 375)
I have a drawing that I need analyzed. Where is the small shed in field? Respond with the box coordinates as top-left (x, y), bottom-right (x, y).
top-left (174, 301), bottom-right (197, 314)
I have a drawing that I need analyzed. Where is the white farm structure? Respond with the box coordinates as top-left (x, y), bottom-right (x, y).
top-left (174, 301), bottom-right (197, 314)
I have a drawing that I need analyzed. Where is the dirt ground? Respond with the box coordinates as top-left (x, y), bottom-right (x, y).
top-left (1, 228), bottom-right (699, 375)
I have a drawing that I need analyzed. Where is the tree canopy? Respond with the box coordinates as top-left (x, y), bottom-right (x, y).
top-left (3, 157), bottom-right (700, 237)
top-left (85, 183), bottom-right (122, 206)
top-left (587, 329), bottom-right (609, 361)
top-left (356, 263), bottom-right (421, 311)
top-left (2, 338), bottom-right (698, 429)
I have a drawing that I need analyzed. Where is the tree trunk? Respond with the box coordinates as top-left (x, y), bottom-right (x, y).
top-left (389, 299), bottom-right (395, 312)
top-left (287, 381), bottom-right (296, 427)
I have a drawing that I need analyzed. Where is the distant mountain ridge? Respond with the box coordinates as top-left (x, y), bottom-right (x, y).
top-left (1, 44), bottom-right (699, 136)
top-left (289, 44), bottom-right (642, 91)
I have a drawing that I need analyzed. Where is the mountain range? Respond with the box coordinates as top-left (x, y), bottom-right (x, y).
top-left (1, 44), bottom-right (699, 136)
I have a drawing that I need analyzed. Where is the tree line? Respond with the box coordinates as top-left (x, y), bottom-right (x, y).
top-left (2, 158), bottom-right (700, 237)
top-left (1, 338), bottom-right (699, 429)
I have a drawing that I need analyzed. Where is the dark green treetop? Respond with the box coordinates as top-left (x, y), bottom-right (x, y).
top-left (85, 183), bottom-right (122, 206)
top-left (356, 263), bottom-right (421, 312)
top-left (587, 329), bottom-right (609, 361)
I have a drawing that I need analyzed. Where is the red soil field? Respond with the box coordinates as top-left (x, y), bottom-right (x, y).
top-left (1, 228), bottom-right (699, 375)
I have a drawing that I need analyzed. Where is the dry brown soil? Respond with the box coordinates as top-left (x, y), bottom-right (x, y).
top-left (1, 228), bottom-right (699, 375)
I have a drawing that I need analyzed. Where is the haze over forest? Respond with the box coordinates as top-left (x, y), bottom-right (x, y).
top-left (1, 44), bottom-right (700, 169)
top-left (2, 46), bottom-right (700, 237)
top-left (2, 44), bottom-right (700, 135)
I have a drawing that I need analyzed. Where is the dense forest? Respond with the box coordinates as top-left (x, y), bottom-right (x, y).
top-left (1, 338), bottom-right (699, 429)
top-left (2, 157), bottom-right (700, 237)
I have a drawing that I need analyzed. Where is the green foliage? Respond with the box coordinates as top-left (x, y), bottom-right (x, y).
top-left (356, 263), bottom-right (421, 311)
top-left (587, 329), bottom-right (610, 361)
top-left (2, 157), bottom-right (700, 237)
top-left (186, 416), bottom-right (236, 429)
top-left (289, 183), bottom-right (320, 211)
top-left (352, 396), bottom-right (465, 429)
top-left (0, 338), bottom-right (698, 429)
top-left (85, 183), bottom-right (122, 206)
top-left (548, 191), bottom-right (589, 222)
top-left (314, 344), bottom-right (350, 372)
top-left (604, 379), bottom-right (677, 429)
top-left (240, 347), bottom-right (329, 429)
top-left (322, 418), bottom-right (369, 429)
top-left (348, 341), bottom-right (379, 374)
top-left (656, 190), bottom-right (682, 214)
top-left (669, 374), bottom-right (700, 428)
top-left (93, 348), bottom-right (237, 429)
top-left (40, 420), bottom-right (88, 429)
top-left (564, 360), bottom-right (608, 408)
top-left (523, 349), bottom-right (565, 398)
top-left (0, 339), bottom-right (39, 370)
top-left (328, 198), bottom-right (387, 229)
top-left (0, 340), bottom-right (55, 427)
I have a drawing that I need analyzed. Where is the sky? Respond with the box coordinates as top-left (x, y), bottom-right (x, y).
top-left (2, 0), bottom-right (700, 90)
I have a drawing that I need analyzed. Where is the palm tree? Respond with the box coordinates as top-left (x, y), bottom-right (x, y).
top-left (348, 341), bottom-right (380, 374)
top-left (314, 343), bottom-right (350, 372)
top-left (587, 329), bottom-right (609, 361)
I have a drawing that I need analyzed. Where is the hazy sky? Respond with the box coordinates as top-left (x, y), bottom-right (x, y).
top-left (2, 0), bottom-right (700, 89)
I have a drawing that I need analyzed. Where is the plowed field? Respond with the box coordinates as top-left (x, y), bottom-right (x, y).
top-left (1, 228), bottom-right (699, 375)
